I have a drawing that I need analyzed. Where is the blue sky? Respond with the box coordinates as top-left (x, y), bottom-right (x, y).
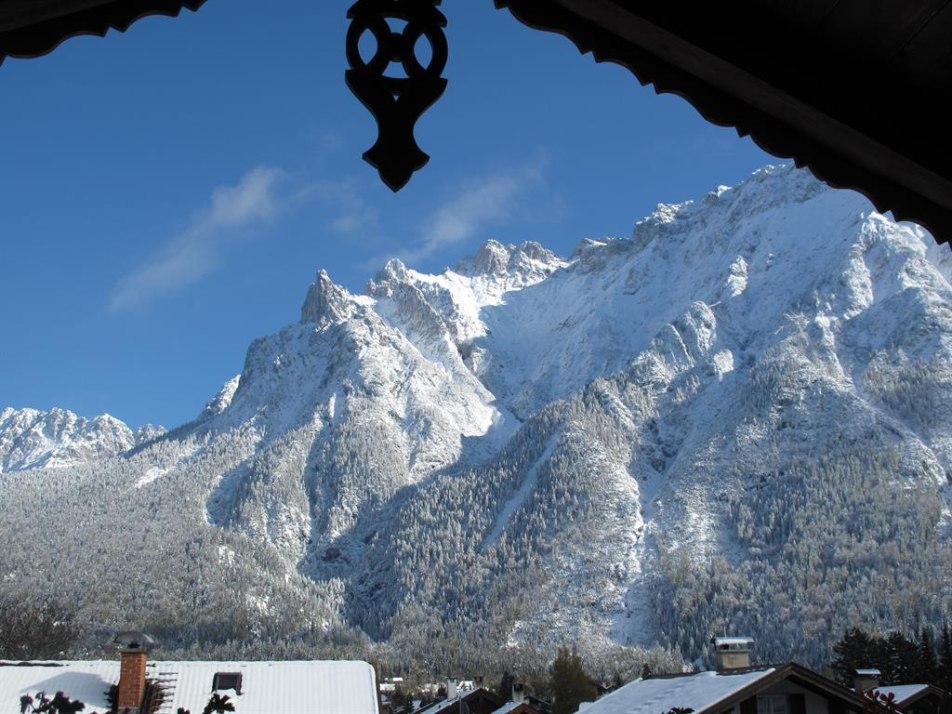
top-left (0, 1), bottom-right (773, 430)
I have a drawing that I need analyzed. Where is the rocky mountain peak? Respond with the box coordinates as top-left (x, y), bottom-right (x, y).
top-left (367, 258), bottom-right (412, 298)
top-left (134, 423), bottom-right (167, 445)
top-left (198, 375), bottom-right (241, 420)
top-left (299, 269), bottom-right (356, 327)
top-left (632, 164), bottom-right (829, 250)
top-left (452, 239), bottom-right (567, 290)
top-left (456, 239), bottom-right (511, 276)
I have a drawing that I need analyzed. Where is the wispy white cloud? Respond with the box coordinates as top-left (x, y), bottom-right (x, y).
top-left (307, 179), bottom-right (379, 236)
top-left (396, 160), bottom-right (547, 265)
top-left (109, 167), bottom-right (289, 312)
top-left (207, 166), bottom-right (286, 227)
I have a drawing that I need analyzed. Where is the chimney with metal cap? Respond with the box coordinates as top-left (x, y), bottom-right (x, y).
top-left (114, 631), bottom-right (156, 713)
top-left (854, 669), bottom-right (881, 694)
top-left (711, 636), bottom-right (754, 671)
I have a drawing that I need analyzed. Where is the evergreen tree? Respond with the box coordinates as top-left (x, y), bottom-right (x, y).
top-left (831, 628), bottom-right (879, 688)
top-left (830, 627), bottom-right (949, 688)
top-left (549, 646), bottom-right (598, 714)
top-left (938, 625), bottom-right (952, 694)
top-left (883, 632), bottom-right (919, 685)
top-left (497, 671), bottom-right (514, 701)
top-left (916, 628), bottom-right (938, 684)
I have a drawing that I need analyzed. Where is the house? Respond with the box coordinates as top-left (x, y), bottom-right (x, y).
top-left (573, 663), bottom-right (884, 714)
top-left (0, 642), bottom-right (379, 714)
top-left (574, 638), bottom-right (885, 714)
top-left (873, 685), bottom-right (947, 714)
top-left (490, 682), bottom-right (545, 714)
top-left (416, 686), bottom-right (506, 714)
top-left (852, 668), bottom-right (947, 714)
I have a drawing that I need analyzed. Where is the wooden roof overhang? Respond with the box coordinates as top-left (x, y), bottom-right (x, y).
top-left (695, 664), bottom-right (889, 714)
top-left (0, 0), bottom-right (205, 64)
top-left (2, 0), bottom-right (950, 247)
top-left (495, 0), bottom-right (952, 247)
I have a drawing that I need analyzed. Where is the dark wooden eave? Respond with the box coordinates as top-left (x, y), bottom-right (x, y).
top-left (496, 0), bottom-right (952, 247)
top-left (3, 0), bottom-right (950, 249)
top-left (0, 0), bottom-right (205, 64)
top-left (695, 663), bottom-right (890, 714)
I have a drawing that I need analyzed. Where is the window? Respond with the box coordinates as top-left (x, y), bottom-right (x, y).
top-left (757, 695), bottom-right (789, 714)
top-left (212, 672), bottom-right (242, 694)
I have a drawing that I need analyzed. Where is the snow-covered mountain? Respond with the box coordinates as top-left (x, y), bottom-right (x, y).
top-left (0, 407), bottom-right (162, 473)
top-left (1, 165), bottom-right (950, 670)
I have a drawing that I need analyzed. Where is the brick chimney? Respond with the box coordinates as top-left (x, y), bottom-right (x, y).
top-left (113, 631), bottom-right (155, 714)
top-left (712, 636), bottom-right (754, 671)
top-left (118, 647), bottom-right (147, 712)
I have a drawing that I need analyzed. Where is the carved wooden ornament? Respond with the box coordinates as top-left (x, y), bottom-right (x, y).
top-left (346, 0), bottom-right (448, 191)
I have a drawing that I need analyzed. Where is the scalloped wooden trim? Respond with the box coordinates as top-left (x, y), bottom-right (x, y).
top-left (495, 0), bottom-right (951, 247)
top-left (0, 0), bottom-right (206, 64)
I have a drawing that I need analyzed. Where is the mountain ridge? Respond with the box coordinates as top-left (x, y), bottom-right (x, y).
top-left (1, 164), bottom-right (950, 670)
top-left (0, 406), bottom-right (163, 473)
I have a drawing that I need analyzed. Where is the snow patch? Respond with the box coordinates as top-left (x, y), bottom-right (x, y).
top-left (712, 349), bottom-right (734, 377)
top-left (482, 434), bottom-right (560, 549)
top-left (135, 466), bottom-right (168, 488)
top-left (727, 256), bottom-right (748, 296)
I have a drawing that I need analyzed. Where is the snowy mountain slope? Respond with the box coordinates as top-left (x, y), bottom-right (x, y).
top-left (1, 165), bottom-right (950, 669)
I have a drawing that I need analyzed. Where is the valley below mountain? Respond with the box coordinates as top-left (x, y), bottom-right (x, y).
top-left (2, 165), bottom-right (951, 673)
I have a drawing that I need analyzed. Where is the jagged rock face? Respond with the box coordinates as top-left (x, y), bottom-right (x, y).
top-left (1, 165), bottom-right (950, 666)
top-left (300, 269), bottom-right (358, 327)
top-left (0, 407), bottom-right (145, 473)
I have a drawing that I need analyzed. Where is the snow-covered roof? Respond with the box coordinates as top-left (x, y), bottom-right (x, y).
top-left (418, 696), bottom-right (463, 714)
top-left (0, 659), bottom-right (378, 714)
top-left (576, 669), bottom-right (776, 714)
top-left (875, 685), bottom-right (931, 705)
top-left (855, 669), bottom-right (882, 676)
top-left (0, 661), bottom-right (118, 712)
top-left (712, 637), bottom-right (754, 648)
top-left (492, 702), bottom-right (525, 714)
top-left (417, 688), bottom-right (498, 714)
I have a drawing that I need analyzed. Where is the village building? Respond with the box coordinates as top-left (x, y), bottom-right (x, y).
top-left (573, 638), bottom-right (928, 714)
top-left (849, 666), bottom-right (947, 714)
top-left (415, 685), bottom-right (506, 714)
top-left (491, 681), bottom-right (547, 714)
top-left (873, 684), bottom-right (947, 714)
top-left (0, 643), bottom-right (378, 714)
top-left (575, 663), bottom-right (879, 714)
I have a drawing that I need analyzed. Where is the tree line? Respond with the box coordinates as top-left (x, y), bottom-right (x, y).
top-left (830, 626), bottom-right (952, 691)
